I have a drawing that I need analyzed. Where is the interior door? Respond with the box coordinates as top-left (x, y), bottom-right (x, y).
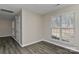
top-left (12, 19), bottom-right (15, 38)
top-left (15, 15), bottom-right (21, 44)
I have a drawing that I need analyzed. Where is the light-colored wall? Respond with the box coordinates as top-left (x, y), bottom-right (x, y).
top-left (43, 5), bottom-right (79, 47)
top-left (0, 16), bottom-right (12, 37)
top-left (22, 9), bottom-right (44, 46)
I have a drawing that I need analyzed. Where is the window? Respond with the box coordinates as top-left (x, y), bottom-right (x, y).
top-left (52, 13), bottom-right (75, 42)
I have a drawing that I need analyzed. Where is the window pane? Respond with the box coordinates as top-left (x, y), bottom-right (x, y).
top-left (52, 16), bottom-right (60, 39)
top-left (52, 17), bottom-right (61, 28)
top-left (61, 14), bottom-right (75, 41)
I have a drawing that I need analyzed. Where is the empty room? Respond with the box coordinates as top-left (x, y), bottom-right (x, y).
top-left (0, 4), bottom-right (79, 54)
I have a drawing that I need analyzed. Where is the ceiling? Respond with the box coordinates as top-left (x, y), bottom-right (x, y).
top-left (0, 4), bottom-right (70, 16)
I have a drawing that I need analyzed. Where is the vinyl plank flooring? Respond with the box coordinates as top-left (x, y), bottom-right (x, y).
top-left (0, 36), bottom-right (78, 54)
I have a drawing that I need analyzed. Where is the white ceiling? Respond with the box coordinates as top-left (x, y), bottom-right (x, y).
top-left (0, 4), bottom-right (70, 16)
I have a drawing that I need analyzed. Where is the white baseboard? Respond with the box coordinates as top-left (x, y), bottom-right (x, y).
top-left (11, 36), bottom-right (15, 39)
top-left (20, 38), bottom-right (79, 52)
top-left (10, 36), bottom-right (79, 52)
top-left (21, 39), bottom-right (43, 47)
top-left (11, 36), bottom-right (23, 47)
top-left (0, 35), bottom-right (11, 37)
top-left (44, 39), bottom-right (79, 52)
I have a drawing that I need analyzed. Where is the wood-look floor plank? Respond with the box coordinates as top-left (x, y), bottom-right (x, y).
top-left (0, 36), bottom-right (78, 54)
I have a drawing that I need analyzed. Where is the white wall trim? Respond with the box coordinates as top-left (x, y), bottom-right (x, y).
top-left (43, 39), bottom-right (79, 52)
top-left (11, 36), bottom-right (79, 52)
top-left (11, 36), bottom-right (23, 47)
top-left (0, 35), bottom-right (11, 37)
top-left (21, 39), bottom-right (43, 47)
